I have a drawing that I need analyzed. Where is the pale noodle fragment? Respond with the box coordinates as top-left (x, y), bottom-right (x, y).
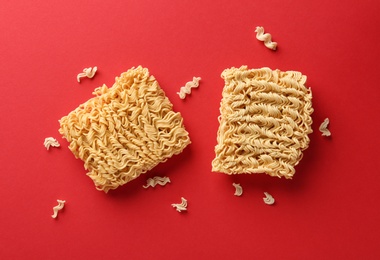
top-left (143, 176), bottom-right (171, 188)
top-left (263, 192), bottom-right (275, 205)
top-left (44, 137), bottom-right (60, 150)
top-left (177, 77), bottom-right (201, 99)
top-left (172, 197), bottom-right (187, 212)
top-left (51, 199), bottom-right (66, 218)
top-left (77, 66), bottom-right (97, 82)
top-left (319, 118), bottom-right (331, 136)
top-left (232, 183), bottom-right (243, 196)
top-left (255, 26), bottom-right (277, 50)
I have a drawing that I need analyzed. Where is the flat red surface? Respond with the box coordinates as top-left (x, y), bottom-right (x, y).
top-left (1, 0), bottom-right (380, 259)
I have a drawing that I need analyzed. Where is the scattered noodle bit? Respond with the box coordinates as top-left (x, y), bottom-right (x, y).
top-left (171, 197), bottom-right (187, 212)
top-left (51, 199), bottom-right (66, 219)
top-left (263, 192), bottom-right (275, 205)
top-left (212, 66), bottom-right (313, 179)
top-left (77, 66), bottom-right (97, 82)
top-left (255, 26), bottom-right (277, 50)
top-left (319, 118), bottom-right (331, 136)
top-left (232, 183), bottom-right (243, 196)
top-left (143, 176), bottom-right (171, 188)
top-left (59, 66), bottom-right (190, 192)
top-left (177, 77), bottom-right (201, 99)
top-left (44, 137), bottom-right (60, 150)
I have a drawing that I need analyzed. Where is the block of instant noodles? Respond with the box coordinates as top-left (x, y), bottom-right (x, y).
top-left (212, 66), bottom-right (313, 178)
top-left (59, 66), bottom-right (191, 192)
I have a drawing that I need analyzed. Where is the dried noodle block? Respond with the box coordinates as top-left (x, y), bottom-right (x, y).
top-left (59, 66), bottom-right (191, 192)
top-left (212, 66), bottom-right (313, 178)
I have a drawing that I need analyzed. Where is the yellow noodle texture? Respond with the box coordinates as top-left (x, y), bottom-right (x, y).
top-left (59, 66), bottom-right (191, 192)
top-left (212, 66), bottom-right (313, 178)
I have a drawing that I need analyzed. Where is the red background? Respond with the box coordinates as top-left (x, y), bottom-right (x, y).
top-left (1, 0), bottom-right (380, 259)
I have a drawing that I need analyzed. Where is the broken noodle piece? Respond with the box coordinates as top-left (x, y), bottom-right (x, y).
top-left (319, 118), bottom-right (331, 136)
top-left (143, 176), bottom-right (171, 188)
top-left (172, 197), bottom-right (188, 212)
top-left (77, 66), bottom-right (97, 82)
top-left (263, 192), bottom-right (275, 205)
top-left (177, 77), bottom-right (201, 99)
top-left (51, 200), bottom-right (66, 219)
top-left (255, 26), bottom-right (277, 50)
top-left (44, 137), bottom-right (60, 150)
top-left (232, 183), bottom-right (243, 196)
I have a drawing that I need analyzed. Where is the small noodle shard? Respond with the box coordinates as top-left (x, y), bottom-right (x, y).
top-left (44, 137), bottom-right (60, 150)
top-left (172, 197), bottom-right (187, 212)
top-left (212, 66), bottom-right (313, 179)
top-left (232, 183), bottom-right (243, 196)
top-left (143, 176), bottom-right (171, 188)
top-left (77, 66), bottom-right (98, 82)
top-left (51, 199), bottom-right (66, 218)
top-left (59, 66), bottom-right (190, 192)
top-left (319, 118), bottom-right (331, 136)
top-left (177, 77), bottom-right (201, 99)
top-left (255, 26), bottom-right (277, 50)
top-left (263, 192), bottom-right (275, 205)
